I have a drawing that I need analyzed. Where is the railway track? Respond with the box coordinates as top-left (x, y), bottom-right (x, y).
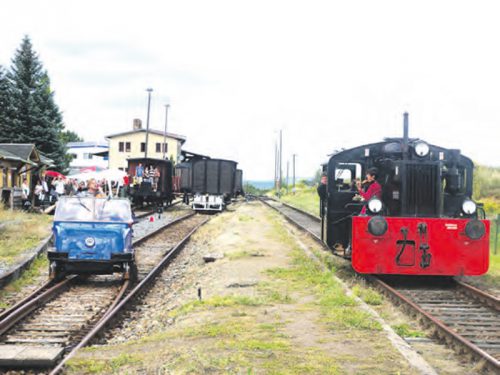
top-left (259, 196), bottom-right (500, 372)
top-left (133, 198), bottom-right (182, 219)
top-left (260, 197), bottom-right (321, 239)
top-left (373, 277), bottom-right (500, 372)
top-left (0, 212), bottom-right (208, 373)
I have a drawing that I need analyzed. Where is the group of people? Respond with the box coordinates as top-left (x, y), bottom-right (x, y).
top-left (21, 176), bottom-right (110, 208)
top-left (133, 163), bottom-right (161, 191)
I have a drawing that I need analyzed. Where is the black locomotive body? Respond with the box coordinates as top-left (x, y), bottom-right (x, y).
top-left (320, 113), bottom-right (489, 276)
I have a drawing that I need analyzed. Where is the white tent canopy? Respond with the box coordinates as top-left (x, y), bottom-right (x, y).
top-left (68, 168), bottom-right (127, 197)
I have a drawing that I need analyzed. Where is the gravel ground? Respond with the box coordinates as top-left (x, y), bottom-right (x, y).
top-left (132, 204), bottom-right (192, 240)
top-left (103, 233), bottom-right (206, 344)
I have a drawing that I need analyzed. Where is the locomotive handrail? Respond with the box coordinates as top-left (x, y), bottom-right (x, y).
top-left (344, 202), bottom-right (366, 209)
top-left (330, 213), bottom-right (357, 226)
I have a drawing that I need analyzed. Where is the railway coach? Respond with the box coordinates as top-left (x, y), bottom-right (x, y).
top-left (320, 113), bottom-right (489, 276)
top-left (176, 155), bottom-right (241, 211)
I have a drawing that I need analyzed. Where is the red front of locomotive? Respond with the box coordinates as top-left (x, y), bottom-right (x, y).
top-left (351, 216), bottom-right (489, 276)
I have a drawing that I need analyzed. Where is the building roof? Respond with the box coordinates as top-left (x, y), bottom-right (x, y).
top-left (92, 150), bottom-right (109, 157)
top-left (39, 153), bottom-right (55, 167)
top-left (0, 144), bottom-right (54, 167)
top-left (67, 141), bottom-right (108, 148)
top-left (0, 144), bottom-right (38, 162)
top-left (105, 129), bottom-right (186, 144)
top-left (0, 148), bottom-right (27, 163)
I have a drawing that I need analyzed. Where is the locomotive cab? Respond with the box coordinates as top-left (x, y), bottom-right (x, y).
top-left (321, 114), bottom-right (490, 276)
top-left (48, 196), bottom-right (136, 280)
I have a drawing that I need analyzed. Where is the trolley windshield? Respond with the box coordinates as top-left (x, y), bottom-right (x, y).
top-left (54, 196), bottom-right (133, 223)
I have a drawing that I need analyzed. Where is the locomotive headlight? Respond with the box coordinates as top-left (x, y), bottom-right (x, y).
top-left (368, 216), bottom-right (388, 236)
top-left (414, 141), bottom-right (430, 157)
top-left (84, 237), bottom-right (95, 247)
top-left (465, 219), bottom-right (485, 240)
top-left (462, 199), bottom-right (477, 215)
top-left (367, 198), bottom-right (383, 213)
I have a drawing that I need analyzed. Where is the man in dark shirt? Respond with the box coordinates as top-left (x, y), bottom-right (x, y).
top-left (317, 173), bottom-right (327, 200)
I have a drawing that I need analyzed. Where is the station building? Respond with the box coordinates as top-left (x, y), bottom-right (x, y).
top-left (106, 119), bottom-right (186, 172)
top-left (67, 141), bottom-right (109, 174)
top-left (0, 143), bottom-right (54, 207)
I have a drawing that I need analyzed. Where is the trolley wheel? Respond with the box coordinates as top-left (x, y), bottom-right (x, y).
top-left (49, 261), bottom-right (65, 281)
top-left (124, 262), bottom-right (138, 282)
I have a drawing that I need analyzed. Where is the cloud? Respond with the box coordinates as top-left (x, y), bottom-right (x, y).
top-left (0, 0), bottom-right (499, 179)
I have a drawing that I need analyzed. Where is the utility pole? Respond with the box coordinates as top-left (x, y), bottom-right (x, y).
top-left (274, 141), bottom-right (278, 191)
top-left (163, 104), bottom-right (170, 160)
top-left (286, 160), bottom-right (289, 194)
top-left (278, 129), bottom-right (283, 193)
top-left (292, 153), bottom-right (297, 194)
top-left (144, 88), bottom-right (153, 158)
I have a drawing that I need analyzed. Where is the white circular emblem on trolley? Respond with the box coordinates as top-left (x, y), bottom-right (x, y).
top-left (85, 237), bottom-right (96, 247)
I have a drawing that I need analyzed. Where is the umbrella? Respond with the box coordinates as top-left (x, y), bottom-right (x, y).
top-left (44, 170), bottom-right (66, 178)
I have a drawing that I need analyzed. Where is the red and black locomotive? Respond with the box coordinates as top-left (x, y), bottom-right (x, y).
top-left (320, 113), bottom-right (489, 276)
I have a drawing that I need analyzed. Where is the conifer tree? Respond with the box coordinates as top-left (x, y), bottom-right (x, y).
top-left (7, 36), bottom-right (67, 170)
top-left (0, 66), bottom-right (15, 142)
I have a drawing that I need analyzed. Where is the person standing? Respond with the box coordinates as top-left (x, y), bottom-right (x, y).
top-left (136, 163), bottom-right (144, 183)
top-left (53, 177), bottom-right (65, 198)
top-left (317, 173), bottom-right (328, 218)
top-left (34, 179), bottom-right (43, 206)
top-left (317, 173), bottom-right (327, 200)
top-left (153, 166), bottom-right (160, 191)
top-left (356, 167), bottom-right (382, 214)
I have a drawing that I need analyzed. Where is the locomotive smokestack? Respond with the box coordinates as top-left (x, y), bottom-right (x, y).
top-left (403, 112), bottom-right (409, 159)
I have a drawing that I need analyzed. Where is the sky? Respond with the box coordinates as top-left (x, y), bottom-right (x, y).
top-left (1, 0), bottom-right (499, 180)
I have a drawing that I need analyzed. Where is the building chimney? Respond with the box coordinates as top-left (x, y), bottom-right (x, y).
top-left (133, 118), bottom-right (142, 130)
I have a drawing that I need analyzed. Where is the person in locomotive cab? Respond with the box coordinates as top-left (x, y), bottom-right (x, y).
top-left (317, 173), bottom-right (327, 200)
top-left (356, 167), bottom-right (382, 214)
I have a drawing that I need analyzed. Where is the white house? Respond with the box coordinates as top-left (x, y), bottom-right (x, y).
top-left (67, 141), bottom-right (109, 174)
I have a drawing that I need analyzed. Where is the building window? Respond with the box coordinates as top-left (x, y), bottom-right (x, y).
top-left (125, 142), bottom-right (131, 152)
top-left (156, 143), bottom-right (161, 153)
top-left (163, 143), bottom-right (168, 153)
top-left (119, 142), bottom-right (124, 152)
top-left (141, 143), bottom-right (146, 152)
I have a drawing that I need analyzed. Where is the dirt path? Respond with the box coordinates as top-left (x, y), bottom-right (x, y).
top-left (68, 202), bottom-right (432, 374)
